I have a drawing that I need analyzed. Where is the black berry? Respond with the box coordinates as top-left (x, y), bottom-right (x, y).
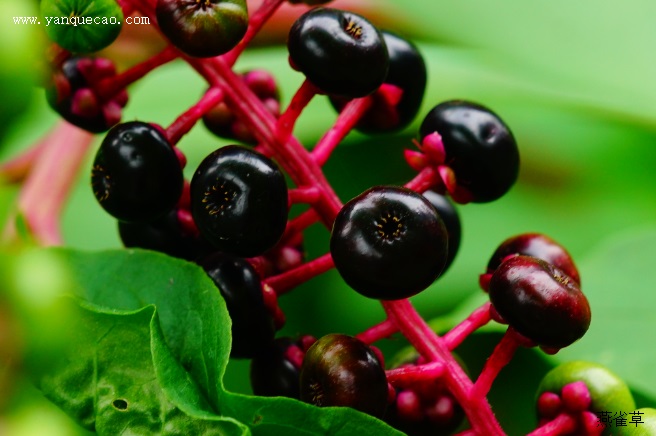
top-left (486, 233), bottom-right (580, 284)
top-left (299, 334), bottom-right (388, 418)
top-left (287, 8), bottom-right (389, 98)
top-left (423, 190), bottom-right (461, 273)
top-left (330, 186), bottom-right (448, 300)
top-left (156, 0), bottom-right (248, 58)
top-left (250, 336), bottom-right (304, 399)
top-left (330, 30), bottom-right (427, 133)
top-left (200, 253), bottom-right (275, 359)
top-left (91, 121), bottom-right (183, 223)
top-left (488, 255), bottom-right (591, 349)
top-left (190, 145), bottom-right (288, 257)
top-left (419, 100), bottom-right (519, 203)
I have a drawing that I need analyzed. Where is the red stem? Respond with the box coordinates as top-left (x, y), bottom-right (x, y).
top-left (405, 166), bottom-right (441, 193)
top-left (443, 302), bottom-right (492, 350)
top-left (166, 87), bottom-right (224, 145)
top-left (276, 79), bottom-right (318, 145)
top-left (386, 361), bottom-right (445, 388)
top-left (382, 299), bottom-right (505, 435)
top-left (470, 327), bottom-right (526, 399)
top-left (263, 253), bottom-right (334, 295)
top-left (288, 187), bottom-right (322, 205)
top-left (222, 0), bottom-right (287, 66)
top-left (312, 96), bottom-right (373, 166)
top-left (526, 414), bottom-right (578, 436)
top-left (97, 46), bottom-right (178, 101)
top-left (355, 319), bottom-right (398, 344)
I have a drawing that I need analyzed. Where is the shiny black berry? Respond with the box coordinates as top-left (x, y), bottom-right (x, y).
top-left (288, 8), bottom-right (389, 98)
top-left (486, 233), bottom-right (580, 284)
top-left (330, 31), bottom-right (426, 133)
top-left (190, 145), bottom-right (288, 257)
top-left (91, 122), bottom-right (183, 223)
top-left (300, 334), bottom-right (388, 418)
top-left (156, 0), bottom-right (248, 58)
top-left (330, 186), bottom-right (448, 300)
top-left (200, 253), bottom-right (275, 359)
top-left (489, 255), bottom-right (591, 349)
top-left (419, 100), bottom-right (519, 203)
top-left (250, 336), bottom-right (304, 399)
top-left (118, 210), bottom-right (213, 261)
top-left (422, 191), bottom-right (461, 273)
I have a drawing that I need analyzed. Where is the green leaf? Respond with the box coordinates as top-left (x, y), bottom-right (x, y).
top-left (35, 299), bottom-right (246, 434)
top-left (33, 248), bottom-right (401, 435)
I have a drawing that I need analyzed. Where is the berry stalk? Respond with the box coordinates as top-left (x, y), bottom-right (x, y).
top-left (526, 413), bottom-right (578, 436)
top-left (355, 319), bottom-right (398, 344)
top-left (443, 302), bottom-right (492, 350)
top-left (263, 252), bottom-right (334, 295)
top-left (166, 87), bottom-right (224, 144)
top-left (276, 79), bottom-right (319, 144)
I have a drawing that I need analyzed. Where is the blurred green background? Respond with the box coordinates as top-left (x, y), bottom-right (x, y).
top-left (2, 0), bottom-right (656, 434)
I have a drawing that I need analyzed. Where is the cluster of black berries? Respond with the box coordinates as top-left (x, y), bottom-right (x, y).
top-left (71, 3), bottom-right (595, 434)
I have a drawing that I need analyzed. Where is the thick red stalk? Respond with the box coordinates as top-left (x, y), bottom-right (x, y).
top-left (275, 79), bottom-right (318, 145)
top-left (166, 87), bottom-right (224, 145)
top-left (356, 319), bottom-right (398, 344)
top-left (263, 253), bottom-right (335, 295)
top-left (443, 302), bottom-right (492, 350)
top-left (526, 414), bottom-right (578, 436)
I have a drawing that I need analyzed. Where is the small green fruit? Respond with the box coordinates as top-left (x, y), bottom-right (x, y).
top-left (616, 408), bottom-right (656, 436)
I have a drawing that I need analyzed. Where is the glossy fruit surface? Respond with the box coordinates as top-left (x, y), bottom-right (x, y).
top-left (331, 186), bottom-right (448, 300)
top-left (299, 334), bottom-right (387, 418)
top-left (118, 210), bottom-right (213, 261)
top-left (419, 100), bottom-right (519, 203)
top-left (537, 361), bottom-right (635, 420)
top-left (156, 0), bottom-right (248, 58)
top-left (616, 408), bottom-right (656, 435)
top-left (288, 7), bottom-right (388, 98)
top-left (200, 253), bottom-right (275, 359)
top-left (489, 255), bottom-right (590, 349)
top-left (190, 145), bottom-right (288, 257)
top-left (91, 121), bottom-right (183, 222)
top-left (250, 337), bottom-right (301, 399)
top-left (487, 233), bottom-right (580, 284)
top-left (330, 30), bottom-right (426, 133)
top-left (423, 190), bottom-right (461, 273)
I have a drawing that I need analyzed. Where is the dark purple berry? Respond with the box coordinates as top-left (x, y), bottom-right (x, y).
top-left (330, 186), bottom-right (448, 300)
top-left (330, 30), bottom-right (426, 133)
top-left (156, 0), bottom-right (248, 58)
top-left (118, 210), bottom-right (213, 261)
top-left (300, 334), bottom-right (388, 418)
top-left (91, 121), bottom-right (183, 223)
top-left (250, 337), bottom-right (303, 399)
top-left (287, 8), bottom-right (389, 98)
top-left (487, 233), bottom-right (580, 284)
top-left (419, 100), bottom-right (519, 203)
top-left (200, 253), bottom-right (275, 359)
top-left (190, 145), bottom-right (288, 257)
top-left (423, 190), bottom-right (461, 273)
top-left (488, 255), bottom-right (591, 349)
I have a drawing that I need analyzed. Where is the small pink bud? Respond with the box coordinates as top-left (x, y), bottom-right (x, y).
top-left (71, 89), bottom-right (99, 118)
top-left (396, 390), bottom-right (423, 422)
top-left (536, 391), bottom-right (562, 419)
top-left (561, 381), bottom-right (591, 412)
top-left (421, 132), bottom-right (446, 164)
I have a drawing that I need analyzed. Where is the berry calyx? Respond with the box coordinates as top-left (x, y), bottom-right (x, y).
top-left (190, 145), bottom-right (288, 257)
top-left (287, 8), bottom-right (389, 98)
top-left (91, 121), bottom-right (183, 223)
top-left (488, 255), bottom-right (591, 349)
top-left (299, 333), bottom-right (388, 418)
top-left (419, 100), bottom-right (520, 203)
top-left (330, 30), bottom-right (427, 133)
top-left (156, 0), bottom-right (248, 58)
top-left (537, 361), bottom-right (635, 421)
top-left (200, 252), bottom-right (275, 359)
top-left (330, 186), bottom-right (448, 300)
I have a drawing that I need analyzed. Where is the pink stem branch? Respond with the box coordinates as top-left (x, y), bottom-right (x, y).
top-left (356, 319), bottom-right (398, 344)
top-left (386, 361), bottom-right (445, 388)
top-left (166, 87), bottom-right (224, 145)
top-left (470, 327), bottom-right (527, 399)
top-left (0, 137), bottom-right (50, 183)
top-left (443, 302), bottom-right (492, 350)
top-left (288, 187), bottom-right (322, 205)
top-left (263, 252), bottom-right (334, 295)
top-left (312, 96), bottom-right (373, 166)
top-left (276, 79), bottom-right (318, 145)
top-left (405, 166), bottom-right (441, 193)
top-left (222, 0), bottom-right (287, 66)
top-left (97, 46), bottom-right (178, 101)
top-left (9, 122), bottom-right (94, 245)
